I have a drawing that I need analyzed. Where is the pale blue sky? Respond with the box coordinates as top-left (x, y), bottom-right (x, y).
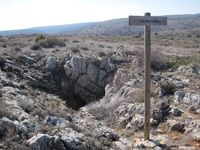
top-left (0, 0), bottom-right (199, 31)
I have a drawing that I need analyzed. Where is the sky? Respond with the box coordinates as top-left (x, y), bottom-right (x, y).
top-left (0, 0), bottom-right (200, 31)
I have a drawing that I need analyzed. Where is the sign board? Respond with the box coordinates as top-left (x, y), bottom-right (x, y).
top-left (128, 12), bottom-right (167, 141)
top-left (129, 16), bottom-right (167, 26)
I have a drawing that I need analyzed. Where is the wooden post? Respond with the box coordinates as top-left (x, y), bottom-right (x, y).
top-left (129, 12), bottom-right (167, 140)
top-left (144, 12), bottom-right (151, 140)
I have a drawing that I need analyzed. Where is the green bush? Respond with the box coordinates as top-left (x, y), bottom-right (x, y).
top-left (31, 43), bottom-right (41, 50)
top-left (35, 35), bottom-right (66, 48)
top-left (35, 34), bottom-right (45, 42)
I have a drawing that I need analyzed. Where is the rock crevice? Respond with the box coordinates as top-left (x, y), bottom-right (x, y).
top-left (46, 55), bottom-right (116, 109)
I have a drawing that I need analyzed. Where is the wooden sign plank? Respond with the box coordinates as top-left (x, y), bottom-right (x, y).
top-left (129, 16), bottom-right (167, 26)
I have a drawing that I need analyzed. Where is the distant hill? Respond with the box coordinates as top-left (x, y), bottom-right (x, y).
top-left (77, 13), bottom-right (200, 35)
top-left (0, 13), bottom-right (200, 36)
top-left (0, 22), bottom-right (95, 36)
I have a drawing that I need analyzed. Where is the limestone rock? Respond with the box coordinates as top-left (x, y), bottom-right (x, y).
top-left (27, 134), bottom-right (66, 150)
top-left (170, 123), bottom-right (185, 133)
top-left (46, 57), bottom-right (59, 73)
top-left (183, 93), bottom-right (200, 105)
top-left (126, 114), bottom-right (144, 132)
top-left (174, 91), bottom-right (185, 103)
top-left (60, 128), bottom-right (89, 150)
top-left (170, 107), bottom-right (182, 117)
top-left (135, 139), bottom-right (162, 149)
top-left (152, 109), bottom-right (163, 121)
top-left (43, 116), bottom-right (71, 126)
top-left (63, 56), bottom-right (116, 105)
top-left (0, 117), bottom-right (27, 139)
top-left (66, 56), bottom-right (87, 75)
top-left (114, 138), bottom-right (134, 150)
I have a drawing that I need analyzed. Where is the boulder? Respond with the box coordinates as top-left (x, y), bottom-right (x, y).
top-left (159, 101), bottom-right (170, 116)
top-left (86, 63), bottom-right (99, 82)
top-left (18, 55), bottom-right (36, 65)
top-left (135, 139), bottom-right (163, 149)
top-left (27, 134), bottom-right (66, 150)
top-left (126, 114), bottom-right (144, 132)
top-left (170, 107), bottom-right (182, 117)
top-left (60, 128), bottom-right (89, 150)
top-left (66, 56), bottom-right (87, 75)
top-left (188, 106), bottom-right (198, 114)
top-left (170, 123), bottom-right (185, 133)
top-left (183, 93), bottom-right (200, 105)
top-left (152, 109), bottom-right (163, 121)
top-left (43, 116), bottom-right (71, 126)
top-left (114, 138), bottom-right (134, 150)
top-left (191, 66), bottom-right (200, 74)
top-left (100, 58), bottom-right (116, 73)
top-left (174, 91), bottom-right (185, 103)
top-left (46, 57), bottom-right (59, 73)
top-left (0, 117), bottom-right (27, 139)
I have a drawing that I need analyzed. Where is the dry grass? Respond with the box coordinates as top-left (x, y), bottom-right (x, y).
top-left (168, 53), bottom-right (200, 68)
top-left (17, 99), bottom-right (34, 114)
top-left (151, 50), bottom-right (169, 71)
top-left (0, 97), bottom-right (11, 118)
top-left (133, 89), bottom-right (144, 103)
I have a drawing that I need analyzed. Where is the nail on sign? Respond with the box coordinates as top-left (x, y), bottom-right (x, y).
top-left (129, 16), bottom-right (167, 26)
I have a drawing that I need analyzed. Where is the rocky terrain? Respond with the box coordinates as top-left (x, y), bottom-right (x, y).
top-left (0, 33), bottom-right (200, 150)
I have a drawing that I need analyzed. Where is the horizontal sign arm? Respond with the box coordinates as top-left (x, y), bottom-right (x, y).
top-left (129, 16), bottom-right (167, 26)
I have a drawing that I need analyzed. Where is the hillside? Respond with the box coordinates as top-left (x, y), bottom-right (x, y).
top-left (0, 13), bottom-right (200, 36)
top-left (78, 14), bottom-right (200, 35)
top-left (0, 23), bottom-right (95, 36)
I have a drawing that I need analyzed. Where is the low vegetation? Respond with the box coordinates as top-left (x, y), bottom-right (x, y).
top-left (166, 54), bottom-right (200, 70)
top-left (0, 98), bottom-right (11, 118)
top-left (151, 50), bottom-right (169, 71)
top-left (35, 34), bottom-right (66, 48)
top-left (31, 43), bottom-right (41, 50)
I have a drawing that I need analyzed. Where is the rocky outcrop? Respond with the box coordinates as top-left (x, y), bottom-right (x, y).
top-left (1, 53), bottom-right (116, 109)
top-left (43, 55), bottom-right (117, 109)
top-left (63, 56), bottom-right (116, 104)
top-left (27, 134), bottom-right (66, 150)
top-left (0, 117), bottom-right (28, 140)
top-left (174, 91), bottom-right (200, 106)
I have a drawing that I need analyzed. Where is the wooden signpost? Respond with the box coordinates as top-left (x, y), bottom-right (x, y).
top-left (129, 12), bottom-right (167, 140)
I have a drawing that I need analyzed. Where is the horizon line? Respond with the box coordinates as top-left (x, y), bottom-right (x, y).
top-left (0, 12), bottom-right (199, 32)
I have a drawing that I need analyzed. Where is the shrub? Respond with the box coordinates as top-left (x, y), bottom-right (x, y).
top-left (81, 46), bottom-right (89, 51)
top-left (97, 52), bottom-right (106, 57)
top-left (167, 54), bottom-right (200, 69)
top-left (160, 81), bottom-right (177, 95)
top-left (14, 47), bottom-right (21, 51)
top-left (151, 50), bottom-right (169, 71)
top-left (72, 40), bottom-right (80, 43)
top-left (134, 89), bottom-right (144, 103)
top-left (122, 50), bottom-right (136, 56)
top-left (18, 99), bottom-right (34, 114)
top-left (35, 34), bottom-right (45, 42)
top-left (40, 37), bottom-right (66, 48)
top-left (31, 43), bottom-right (41, 50)
top-left (71, 48), bottom-right (80, 53)
top-left (35, 35), bottom-right (66, 48)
